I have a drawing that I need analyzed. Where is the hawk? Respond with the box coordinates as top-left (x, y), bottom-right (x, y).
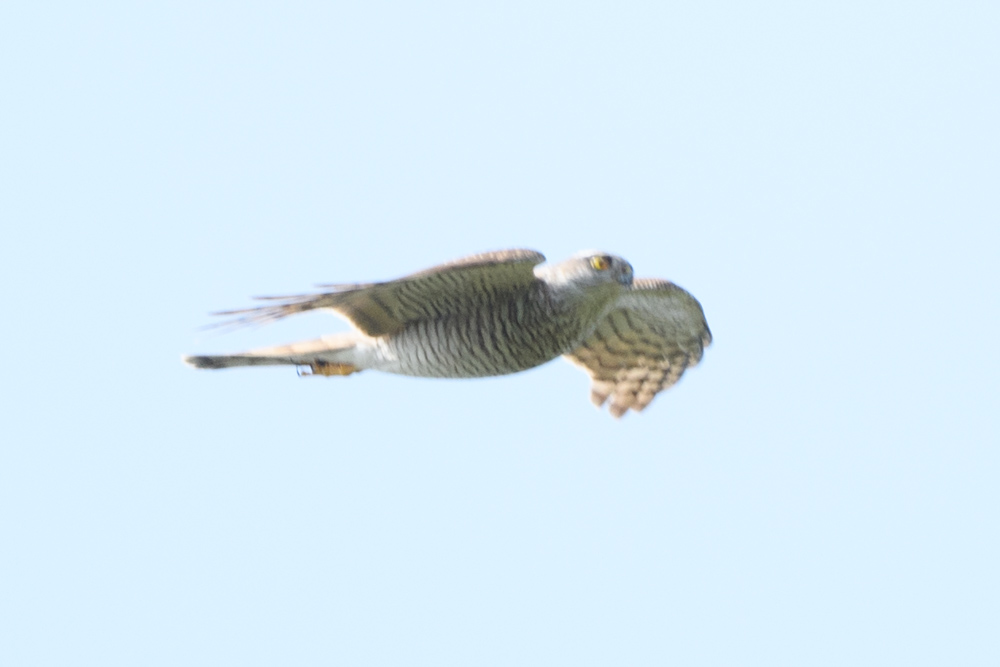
top-left (184, 249), bottom-right (711, 417)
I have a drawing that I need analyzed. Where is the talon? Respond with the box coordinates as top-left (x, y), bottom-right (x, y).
top-left (302, 360), bottom-right (359, 377)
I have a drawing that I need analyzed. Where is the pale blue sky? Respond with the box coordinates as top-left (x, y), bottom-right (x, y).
top-left (2, 1), bottom-right (998, 665)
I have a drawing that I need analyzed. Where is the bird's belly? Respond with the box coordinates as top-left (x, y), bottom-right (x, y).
top-left (372, 315), bottom-right (579, 378)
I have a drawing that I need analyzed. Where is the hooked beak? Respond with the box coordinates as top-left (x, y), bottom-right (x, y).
top-left (618, 262), bottom-right (634, 286)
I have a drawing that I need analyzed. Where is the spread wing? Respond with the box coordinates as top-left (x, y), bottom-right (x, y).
top-left (564, 278), bottom-right (712, 418)
top-left (210, 249), bottom-right (546, 337)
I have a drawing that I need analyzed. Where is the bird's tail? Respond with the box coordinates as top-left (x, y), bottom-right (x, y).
top-left (183, 332), bottom-right (364, 375)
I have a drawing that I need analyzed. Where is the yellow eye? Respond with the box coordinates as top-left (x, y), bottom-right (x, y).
top-left (590, 255), bottom-right (611, 271)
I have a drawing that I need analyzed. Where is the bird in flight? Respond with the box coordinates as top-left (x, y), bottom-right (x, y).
top-left (184, 249), bottom-right (711, 417)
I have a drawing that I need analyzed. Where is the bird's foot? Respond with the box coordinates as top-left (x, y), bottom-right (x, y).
top-left (297, 361), bottom-right (360, 377)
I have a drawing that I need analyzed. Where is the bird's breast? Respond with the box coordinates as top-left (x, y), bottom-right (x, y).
top-left (374, 290), bottom-right (590, 378)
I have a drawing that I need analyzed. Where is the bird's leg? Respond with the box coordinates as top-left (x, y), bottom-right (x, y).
top-left (297, 361), bottom-right (360, 377)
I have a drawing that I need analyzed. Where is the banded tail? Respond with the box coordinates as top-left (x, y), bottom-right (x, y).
top-left (183, 332), bottom-right (363, 373)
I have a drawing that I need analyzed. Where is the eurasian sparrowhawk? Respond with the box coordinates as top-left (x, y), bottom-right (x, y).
top-left (184, 249), bottom-right (711, 417)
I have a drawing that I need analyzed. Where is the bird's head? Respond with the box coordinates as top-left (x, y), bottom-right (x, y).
top-left (536, 251), bottom-right (634, 295)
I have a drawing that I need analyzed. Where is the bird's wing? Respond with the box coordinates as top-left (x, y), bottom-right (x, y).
top-left (210, 249), bottom-right (546, 337)
top-left (563, 278), bottom-right (712, 418)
